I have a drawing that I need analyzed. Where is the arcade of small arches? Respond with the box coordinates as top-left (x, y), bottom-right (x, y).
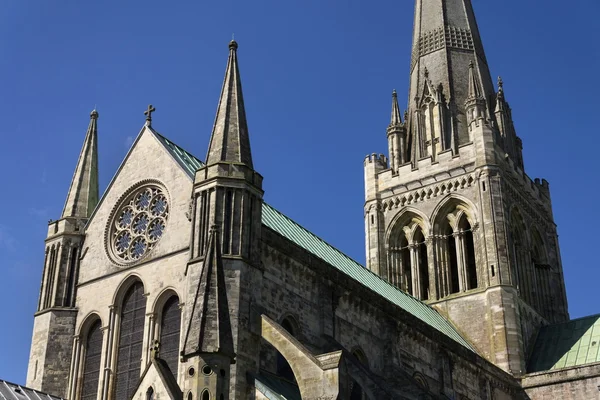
top-left (68, 279), bottom-right (182, 400)
top-left (386, 200), bottom-right (480, 301)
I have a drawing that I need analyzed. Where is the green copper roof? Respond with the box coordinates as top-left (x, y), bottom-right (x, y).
top-left (255, 371), bottom-right (301, 400)
top-left (153, 129), bottom-right (475, 352)
top-left (528, 314), bottom-right (600, 373)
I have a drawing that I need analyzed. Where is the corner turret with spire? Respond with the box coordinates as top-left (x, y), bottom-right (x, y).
top-left (27, 109), bottom-right (100, 396)
top-left (183, 40), bottom-right (264, 398)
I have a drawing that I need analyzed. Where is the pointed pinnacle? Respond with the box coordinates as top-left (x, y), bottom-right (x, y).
top-left (61, 110), bottom-right (100, 219)
top-left (205, 40), bottom-right (253, 168)
top-left (467, 61), bottom-right (483, 100)
top-left (390, 89), bottom-right (403, 126)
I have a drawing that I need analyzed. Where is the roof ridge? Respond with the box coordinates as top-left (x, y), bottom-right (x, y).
top-left (543, 313), bottom-right (600, 328)
top-left (263, 203), bottom-right (430, 304)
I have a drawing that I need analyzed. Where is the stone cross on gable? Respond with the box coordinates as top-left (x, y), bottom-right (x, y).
top-left (144, 104), bottom-right (156, 124)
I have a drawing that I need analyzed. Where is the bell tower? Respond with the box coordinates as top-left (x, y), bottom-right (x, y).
top-left (27, 110), bottom-right (99, 395)
top-left (364, 0), bottom-right (569, 375)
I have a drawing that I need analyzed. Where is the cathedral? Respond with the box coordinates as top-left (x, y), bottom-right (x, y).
top-left (11, 0), bottom-right (599, 399)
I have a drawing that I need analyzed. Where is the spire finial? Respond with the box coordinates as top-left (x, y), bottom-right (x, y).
top-left (229, 39), bottom-right (238, 51)
top-left (498, 76), bottom-right (504, 90)
top-left (90, 108), bottom-right (98, 119)
top-left (144, 104), bottom-right (156, 125)
top-left (424, 67), bottom-right (429, 78)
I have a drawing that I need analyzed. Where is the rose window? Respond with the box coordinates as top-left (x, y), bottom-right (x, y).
top-left (109, 185), bottom-right (169, 263)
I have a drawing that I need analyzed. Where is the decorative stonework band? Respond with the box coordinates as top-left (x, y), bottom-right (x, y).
top-left (411, 25), bottom-right (476, 70)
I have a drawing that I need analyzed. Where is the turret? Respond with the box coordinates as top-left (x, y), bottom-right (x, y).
top-left (186, 40), bottom-right (263, 398)
top-left (27, 109), bottom-right (99, 396)
top-left (189, 40), bottom-right (263, 263)
top-left (465, 61), bottom-right (488, 130)
top-left (387, 90), bottom-right (407, 172)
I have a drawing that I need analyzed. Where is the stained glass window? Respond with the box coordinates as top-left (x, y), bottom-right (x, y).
top-left (110, 185), bottom-right (169, 264)
top-left (159, 295), bottom-right (181, 374)
top-left (114, 282), bottom-right (146, 400)
top-left (81, 319), bottom-right (103, 400)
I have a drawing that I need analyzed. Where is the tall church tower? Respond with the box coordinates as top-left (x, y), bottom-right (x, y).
top-left (27, 110), bottom-right (99, 395)
top-left (365, 0), bottom-right (569, 375)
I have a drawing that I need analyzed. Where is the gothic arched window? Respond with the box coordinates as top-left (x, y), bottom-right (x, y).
top-left (159, 295), bottom-right (181, 374)
top-left (510, 209), bottom-right (531, 305)
top-left (115, 282), bottom-right (146, 400)
top-left (81, 319), bottom-right (103, 400)
top-left (350, 348), bottom-right (368, 400)
top-left (388, 212), bottom-right (430, 300)
top-left (434, 200), bottom-right (478, 298)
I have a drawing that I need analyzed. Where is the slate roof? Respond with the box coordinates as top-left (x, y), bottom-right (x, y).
top-left (152, 129), bottom-right (475, 352)
top-left (528, 314), bottom-right (600, 373)
top-left (0, 380), bottom-right (63, 400)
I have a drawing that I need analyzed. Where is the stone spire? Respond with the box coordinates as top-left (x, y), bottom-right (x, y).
top-left (390, 89), bottom-right (402, 126)
top-left (387, 90), bottom-right (407, 170)
top-left (408, 0), bottom-right (495, 147)
top-left (205, 40), bottom-right (253, 168)
top-left (61, 109), bottom-right (99, 219)
top-left (182, 226), bottom-right (235, 359)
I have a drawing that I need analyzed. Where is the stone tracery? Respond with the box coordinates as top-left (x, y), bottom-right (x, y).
top-left (108, 185), bottom-right (169, 264)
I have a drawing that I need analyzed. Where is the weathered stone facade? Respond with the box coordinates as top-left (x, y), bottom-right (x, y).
top-left (22, 0), bottom-right (600, 399)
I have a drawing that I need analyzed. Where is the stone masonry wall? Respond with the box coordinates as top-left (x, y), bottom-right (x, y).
top-left (522, 363), bottom-right (600, 399)
top-left (258, 227), bottom-right (525, 399)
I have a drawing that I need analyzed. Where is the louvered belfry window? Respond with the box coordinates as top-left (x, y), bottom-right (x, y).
top-left (81, 319), bottom-right (103, 400)
top-left (159, 295), bottom-right (181, 374)
top-left (114, 282), bottom-right (146, 400)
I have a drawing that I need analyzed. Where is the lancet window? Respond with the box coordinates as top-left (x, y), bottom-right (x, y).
top-left (80, 319), bottom-right (103, 400)
top-left (434, 201), bottom-right (478, 298)
top-left (350, 349), bottom-right (368, 400)
top-left (530, 227), bottom-right (551, 318)
top-left (159, 294), bottom-right (181, 374)
top-left (510, 210), bottom-right (534, 306)
top-left (388, 213), bottom-right (430, 300)
top-left (114, 281), bottom-right (147, 400)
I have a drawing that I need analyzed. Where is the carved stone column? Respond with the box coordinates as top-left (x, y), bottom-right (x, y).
top-left (454, 231), bottom-right (467, 292)
top-left (67, 335), bottom-right (80, 400)
top-left (409, 244), bottom-right (419, 298)
top-left (426, 236), bottom-right (438, 300)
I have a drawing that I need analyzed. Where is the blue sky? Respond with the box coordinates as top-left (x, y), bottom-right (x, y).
top-left (0, 0), bottom-right (598, 384)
